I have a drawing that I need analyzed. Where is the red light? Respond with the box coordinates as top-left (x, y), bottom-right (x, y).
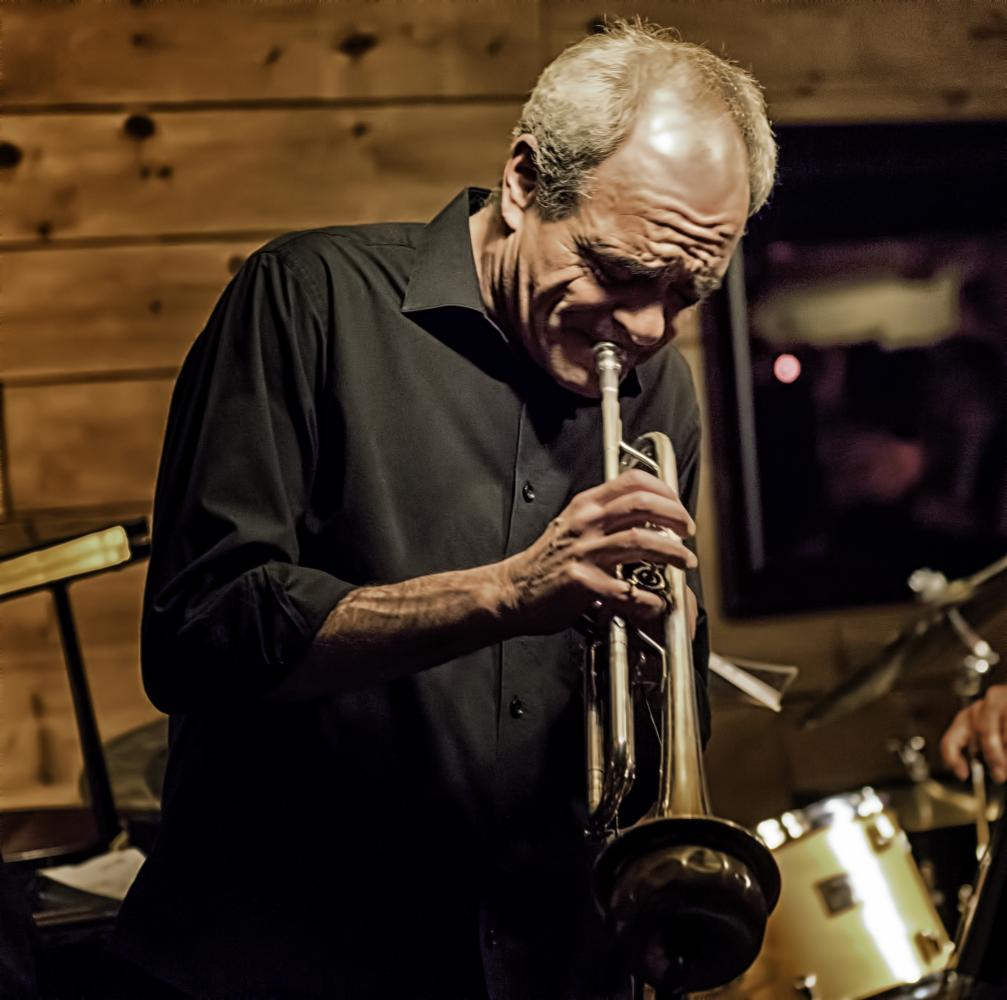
top-left (773, 353), bottom-right (801, 384)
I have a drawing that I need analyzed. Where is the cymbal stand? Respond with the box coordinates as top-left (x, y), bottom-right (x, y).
top-left (909, 570), bottom-right (1001, 860)
top-left (951, 612), bottom-right (999, 861)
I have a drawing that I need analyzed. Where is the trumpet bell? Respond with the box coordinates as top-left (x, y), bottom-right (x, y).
top-left (593, 815), bottom-right (781, 993)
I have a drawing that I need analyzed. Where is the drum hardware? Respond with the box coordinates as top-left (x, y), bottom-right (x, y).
top-left (793, 973), bottom-right (819, 999)
top-left (914, 566), bottom-right (1003, 861)
top-left (801, 555), bottom-right (1007, 732)
top-left (801, 555), bottom-right (1005, 939)
top-left (946, 794), bottom-right (1007, 996)
top-left (915, 930), bottom-right (947, 964)
top-left (880, 733), bottom-right (1003, 933)
top-left (889, 736), bottom-right (931, 786)
top-left (735, 789), bottom-right (953, 1000)
top-left (585, 343), bottom-right (780, 997)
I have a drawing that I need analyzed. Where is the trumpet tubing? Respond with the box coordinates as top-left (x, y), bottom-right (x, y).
top-left (585, 343), bottom-right (781, 995)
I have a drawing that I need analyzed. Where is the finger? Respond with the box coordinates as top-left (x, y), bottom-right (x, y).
top-left (977, 699), bottom-right (1007, 782)
top-left (578, 564), bottom-right (666, 621)
top-left (584, 526), bottom-right (698, 572)
top-left (606, 580), bottom-right (666, 626)
top-left (581, 469), bottom-right (681, 510)
top-left (600, 490), bottom-right (696, 538)
top-left (940, 708), bottom-right (973, 780)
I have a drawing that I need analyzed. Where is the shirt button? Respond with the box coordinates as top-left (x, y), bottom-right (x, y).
top-left (522, 481), bottom-right (535, 502)
top-left (509, 696), bottom-right (526, 719)
top-left (485, 927), bottom-right (498, 948)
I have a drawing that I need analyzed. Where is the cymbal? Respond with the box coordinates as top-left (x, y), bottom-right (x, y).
top-left (881, 779), bottom-right (1002, 833)
top-left (79, 718), bottom-right (168, 814)
top-left (802, 553), bottom-right (1007, 730)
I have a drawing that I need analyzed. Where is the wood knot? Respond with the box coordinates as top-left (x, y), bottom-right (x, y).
top-left (351, 121), bottom-right (369, 138)
top-left (968, 12), bottom-right (1007, 41)
top-left (0, 141), bottom-right (23, 168)
top-left (264, 45), bottom-right (283, 66)
top-left (131, 32), bottom-right (154, 48)
top-left (157, 164), bottom-right (173, 179)
top-left (37, 220), bottom-right (52, 239)
top-left (941, 88), bottom-right (970, 109)
top-left (124, 113), bottom-right (156, 140)
top-left (485, 36), bottom-right (504, 57)
top-left (149, 299), bottom-right (163, 314)
top-left (339, 32), bottom-right (378, 59)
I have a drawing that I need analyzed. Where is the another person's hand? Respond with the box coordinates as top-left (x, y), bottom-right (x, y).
top-left (499, 469), bottom-right (697, 635)
top-left (940, 685), bottom-right (1007, 783)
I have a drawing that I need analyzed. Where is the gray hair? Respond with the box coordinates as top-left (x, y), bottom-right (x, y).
top-left (513, 17), bottom-right (776, 220)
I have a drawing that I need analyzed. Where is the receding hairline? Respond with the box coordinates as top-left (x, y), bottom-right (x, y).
top-left (511, 17), bottom-right (776, 220)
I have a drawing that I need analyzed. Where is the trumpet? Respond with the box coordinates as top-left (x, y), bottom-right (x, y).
top-left (585, 342), bottom-right (780, 995)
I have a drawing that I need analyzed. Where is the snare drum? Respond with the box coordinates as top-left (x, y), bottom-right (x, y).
top-left (733, 789), bottom-right (953, 1000)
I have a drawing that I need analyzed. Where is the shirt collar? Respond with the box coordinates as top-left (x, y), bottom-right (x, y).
top-left (402, 187), bottom-right (644, 396)
top-left (401, 188), bottom-right (489, 317)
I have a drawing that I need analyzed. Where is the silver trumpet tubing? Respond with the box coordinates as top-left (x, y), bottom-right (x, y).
top-left (586, 342), bottom-right (781, 996)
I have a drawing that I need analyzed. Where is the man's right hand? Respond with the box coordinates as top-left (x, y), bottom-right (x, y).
top-left (280, 469), bottom-right (700, 699)
top-left (497, 469), bottom-right (697, 635)
top-left (940, 684), bottom-right (1007, 783)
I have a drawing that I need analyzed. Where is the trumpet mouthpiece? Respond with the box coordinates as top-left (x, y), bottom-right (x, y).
top-left (594, 342), bottom-right (624, 372)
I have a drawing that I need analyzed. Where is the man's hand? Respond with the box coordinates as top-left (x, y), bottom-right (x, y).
top-left (940, 685), bottom-right (1007, 783)
top-left (497, 469), bottom-right (697, 635)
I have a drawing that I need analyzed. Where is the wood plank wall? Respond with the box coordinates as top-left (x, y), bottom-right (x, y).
top-left (1, 1), bottom-right (1005, 824)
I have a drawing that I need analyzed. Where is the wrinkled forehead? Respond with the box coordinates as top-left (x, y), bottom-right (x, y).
top-left (577, 164), bottom-right (747, 288)
top-left (591, 92), bottom-right (751, 224)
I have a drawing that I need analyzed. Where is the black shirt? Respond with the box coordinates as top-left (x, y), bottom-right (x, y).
top-left (112, 189), bottom-right (710, 1000)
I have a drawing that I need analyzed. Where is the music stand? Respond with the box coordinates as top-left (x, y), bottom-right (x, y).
top-left (0, 518), bottom-right (150, 868)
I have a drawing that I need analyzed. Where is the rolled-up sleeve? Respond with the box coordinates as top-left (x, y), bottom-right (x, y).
top-left (141, 250), bottom-right (352, 714)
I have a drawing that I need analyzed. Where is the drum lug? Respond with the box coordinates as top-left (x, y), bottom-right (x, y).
top-left (792, 973), bottom-right (820, 999)
top-left (914, 929), bottom-right (950, 965)
top-left (865, 813), bottom-right (899, 852)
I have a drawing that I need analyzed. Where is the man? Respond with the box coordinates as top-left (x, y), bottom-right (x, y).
top-left (109, 19), bottom-right (775, 1000)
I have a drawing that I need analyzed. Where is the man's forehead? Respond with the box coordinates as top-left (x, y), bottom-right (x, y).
top-left (588, 96), bottom-right (752, 224)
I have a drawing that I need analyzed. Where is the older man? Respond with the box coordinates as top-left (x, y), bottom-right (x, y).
top-left (110, 19), bottom-right (775, 1000)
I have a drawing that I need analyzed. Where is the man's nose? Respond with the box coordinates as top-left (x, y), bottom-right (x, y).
top-left (612, 300), bottom-right (667, 347)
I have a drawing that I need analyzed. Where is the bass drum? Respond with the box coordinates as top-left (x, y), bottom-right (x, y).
top-left (723, 789), bottom-right (953, 1000)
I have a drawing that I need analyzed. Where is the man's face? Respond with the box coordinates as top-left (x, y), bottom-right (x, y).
top-left (503, 91), bottom-right (751, 396)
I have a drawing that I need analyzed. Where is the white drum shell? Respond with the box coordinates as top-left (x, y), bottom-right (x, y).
top-left (730, 790), bottom-right (952, 1000)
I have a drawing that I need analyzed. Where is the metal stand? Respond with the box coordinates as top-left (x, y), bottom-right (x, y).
top-left (50, 581), bottom-right (121, 850)
top-left (910, 570), bottom-right (1000, 859)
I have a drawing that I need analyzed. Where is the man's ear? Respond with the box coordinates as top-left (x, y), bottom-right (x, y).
top-left (499, 135), bottom-right (540, 233)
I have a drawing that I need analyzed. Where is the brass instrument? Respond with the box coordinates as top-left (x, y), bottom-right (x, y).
top-left (586, 343), bottom-right (781, 995)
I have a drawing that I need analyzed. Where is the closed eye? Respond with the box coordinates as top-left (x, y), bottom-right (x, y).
top-left (575, 238), bottom-right (705, 306)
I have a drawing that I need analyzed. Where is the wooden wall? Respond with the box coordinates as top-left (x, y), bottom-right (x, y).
top-left (1, 1), bottom-right (1005, 824)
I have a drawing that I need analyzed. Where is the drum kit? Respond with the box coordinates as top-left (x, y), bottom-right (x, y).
top-left (705, 554), bottom-right (1007, 1000)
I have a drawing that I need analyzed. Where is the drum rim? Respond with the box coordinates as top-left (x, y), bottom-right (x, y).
top-left (756, 786), bottom-right (891, 848)
top-left (862, 970), bottom-right (951, 1000)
